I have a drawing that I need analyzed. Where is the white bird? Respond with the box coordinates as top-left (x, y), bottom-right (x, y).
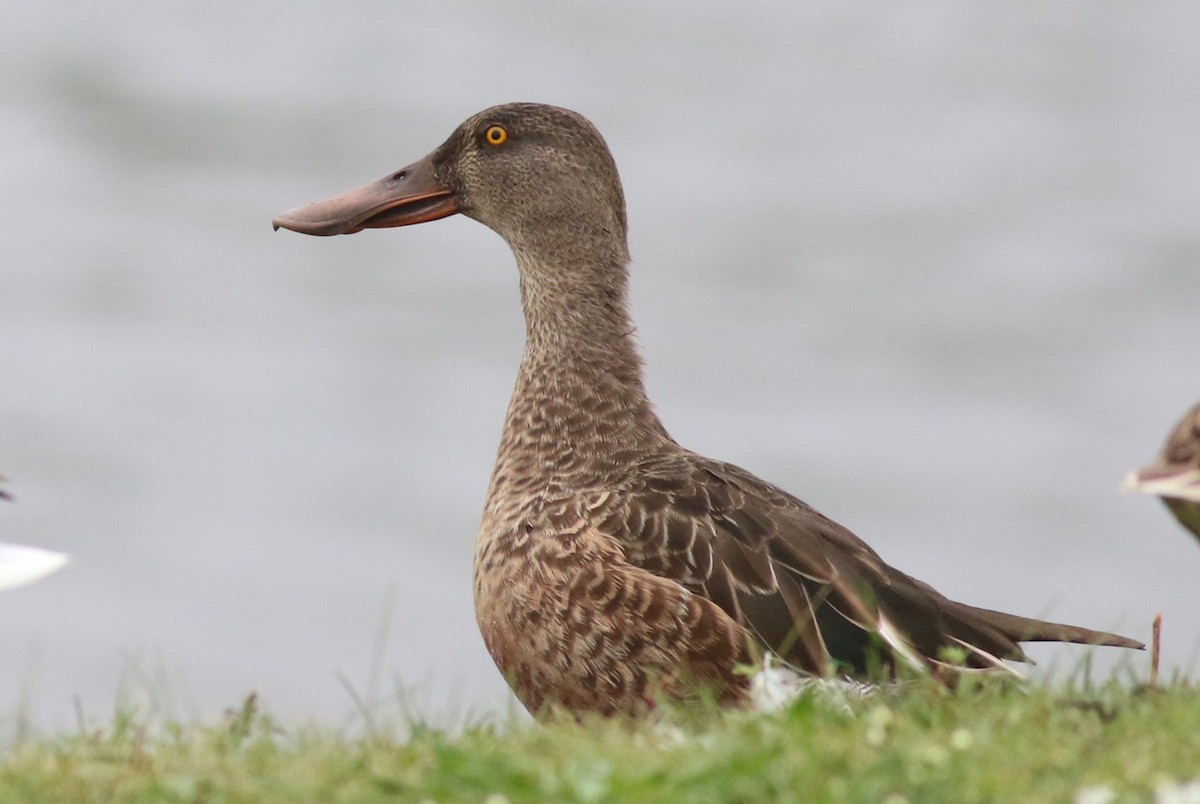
top-left (0, 482), bottom-right (70, 590)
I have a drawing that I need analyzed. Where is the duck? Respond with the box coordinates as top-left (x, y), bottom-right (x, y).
top-left (1126, 402), bottom-right (1200, 541)
top-left (274, 102), bottom-right (1143, 715)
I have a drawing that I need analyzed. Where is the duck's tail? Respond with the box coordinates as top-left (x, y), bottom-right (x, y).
top-left (941, 600), bottom-right (1145, 661)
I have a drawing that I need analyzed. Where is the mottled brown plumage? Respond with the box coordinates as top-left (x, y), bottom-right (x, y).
top-left (1127, 402), bottom-right (1200, 542)
top-left (274, 103), bottom-right (1143, 715)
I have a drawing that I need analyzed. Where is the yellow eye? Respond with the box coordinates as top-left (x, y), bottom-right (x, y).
top-left (484, 125), bottom-right (509, 146)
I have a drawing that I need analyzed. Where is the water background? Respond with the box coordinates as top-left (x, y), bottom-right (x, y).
top-left (1, 2), bottom-right (1197, 732)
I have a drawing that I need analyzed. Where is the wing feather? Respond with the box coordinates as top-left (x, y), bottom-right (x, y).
top-left (573, 451), bottom-right (1141, 680)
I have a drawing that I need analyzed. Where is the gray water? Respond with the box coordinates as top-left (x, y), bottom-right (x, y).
top-left (1, 1), bottom-right (1197, 732)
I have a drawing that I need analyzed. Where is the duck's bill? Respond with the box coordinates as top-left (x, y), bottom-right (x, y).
top-left (272, 153), bottom-right (458, 236)
top-left (1124, 466), bottom-right (1200, 503)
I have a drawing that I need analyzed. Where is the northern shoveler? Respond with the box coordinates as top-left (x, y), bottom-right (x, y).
top-left (275, 103), bottom-right (1142, 715)
top-left (1127, 402), bottom-right (1200, 542)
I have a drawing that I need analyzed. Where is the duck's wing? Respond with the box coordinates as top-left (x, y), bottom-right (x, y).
top-left (584, 453), bottom-right (1141, 677)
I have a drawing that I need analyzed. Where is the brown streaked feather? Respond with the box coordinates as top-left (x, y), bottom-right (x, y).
top-left (474, 501), bottom-right (754, 714)
top-left (276, 102), bottom-right (1143, 717)
top-left (577, 452), bottom-right (1141, 679)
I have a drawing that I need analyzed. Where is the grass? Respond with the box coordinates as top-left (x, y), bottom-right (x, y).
top-left (1, 668), bottom-right (1198, 803)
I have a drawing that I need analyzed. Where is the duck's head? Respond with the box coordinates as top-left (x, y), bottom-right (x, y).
top-left (273, 103), bottom-right (628, 251)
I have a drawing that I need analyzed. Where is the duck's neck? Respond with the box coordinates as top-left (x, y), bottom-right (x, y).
top-left (490, 240), bottom-right (671, 498)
